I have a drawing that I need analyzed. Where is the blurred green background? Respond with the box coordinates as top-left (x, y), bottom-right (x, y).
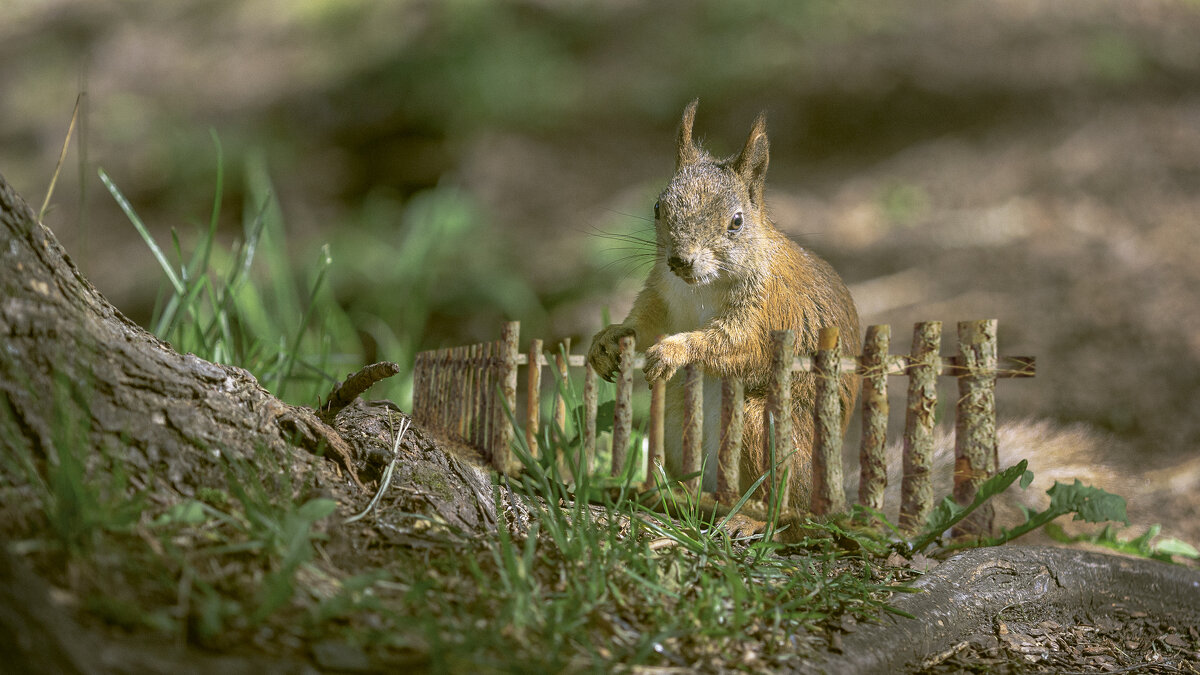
top-left (4, 1), bottom-right (1200, 469)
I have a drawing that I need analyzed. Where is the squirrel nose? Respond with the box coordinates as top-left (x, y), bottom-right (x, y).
top-left (667, 255), bottom-right (692, 275)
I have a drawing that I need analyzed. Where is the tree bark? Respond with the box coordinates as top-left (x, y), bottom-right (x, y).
top-left (0, 165), bottom-right (531, 540)
top-left (0, 170), bottom-right (517, 668)
top-left (0, 172), bottom-right (362, 497)
top-left (803, 546), bottom-right (1200, 675)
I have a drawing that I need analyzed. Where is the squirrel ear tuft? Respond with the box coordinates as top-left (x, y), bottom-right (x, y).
top-left (676, 99), bottom-right (701, 170)
top-left (733, 112), bottom-right (769, 207)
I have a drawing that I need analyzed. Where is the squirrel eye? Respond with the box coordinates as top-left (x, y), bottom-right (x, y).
top-left (653, 201), bottom-right (661, 219)
top-left (729, 212), bottom-right (744, 233)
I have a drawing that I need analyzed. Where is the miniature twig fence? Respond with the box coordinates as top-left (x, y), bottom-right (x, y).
top-left (412, 320), bottom-right (1035, 534)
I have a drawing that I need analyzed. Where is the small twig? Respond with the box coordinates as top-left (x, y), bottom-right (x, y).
top-left (919, 640), bottom-right (968, 669)
top-left (40, 94), bottom-right (82, 222)
top-left (343, 416), bottom-right (410, 524)
top-left (317, 361), bottom-right (401, 422)
top-left (1056, 661), bottom-right (1188, 675)
top-left (648, 537), bottom-right (679, 551)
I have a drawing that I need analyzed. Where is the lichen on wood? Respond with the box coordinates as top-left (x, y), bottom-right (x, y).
top-left (812, 326), bottom-right (846, 515)
top-left (858, 324), bottom-right (890, 512)
top-left (901, 321), bottom-right (941, 530)
top-left (953, 319), bottom-right (999, 537)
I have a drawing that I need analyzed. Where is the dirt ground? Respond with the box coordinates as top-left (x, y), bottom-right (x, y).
top-left (917, 614), bottom-right (1200, 674)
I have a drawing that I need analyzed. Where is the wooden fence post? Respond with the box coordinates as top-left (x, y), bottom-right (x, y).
top-left (766, 330), bottom-right (794, 509)
top-left (462, 346), bottom-right (474, 442)
top-left (682, 364), bottom-right (703, 493)
top-left (412, 352), bottom-right (427, 427)
top-left (611, 335), bottom-right (635, 479)
top-left (435, 348), bottom-right (449, 432)
top-left (428, 351), bottom-right (437, 429)
top-left (425, 350), bottom-right (437, 430)
top-left (717, 378), bottom-right (744, 505)
top-left (582, 361), bottom-right (598, 480)
top-left (953, 319), bottom-right (999, 537)
top-left (526, 339), bottom-right (543, 457)
top-left (645, 378), bottom-right (665, 491)
top-left (450, 347), bottom-right (460, 435)
top-left (456, 346), bottom-right (470, 442)
top-left (465, 346), bottom-right (477, 443)
top-left (553, 338), bottom-right (571, 435)
top-left (858, 324), bottom-right (890, 513)
top-left (453, 347), bottom-right (464, 436)
top-left (812, 326), bottom-right (846, 515)
top-left (481, 343), bottom-right (494, 455)
top-left (471, 344), bottom-right (485, 449)
top-left (901, 321), bottom-right (941, 530)
top-left (445, 347), bottom-right (455, 436)
top-left (492, 321), bottom-right (520, 474)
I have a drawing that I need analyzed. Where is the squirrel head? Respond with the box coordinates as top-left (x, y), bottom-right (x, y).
top-left (654, 100), bottom-right (772, 287)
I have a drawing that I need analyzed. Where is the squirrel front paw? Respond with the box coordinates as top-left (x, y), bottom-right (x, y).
top-left (643, 334), bottom-right (692, 383)
top-left (587, 325), bottom-right (636, 382)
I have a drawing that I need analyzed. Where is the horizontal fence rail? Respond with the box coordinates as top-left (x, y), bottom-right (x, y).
top-left (412, 320), bottom-right (1035, 535)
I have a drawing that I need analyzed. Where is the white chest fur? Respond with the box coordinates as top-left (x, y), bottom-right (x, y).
top-left (657, 271), bottom-right (730, 492)
top-left (662, 272), bottom-right (726, 332)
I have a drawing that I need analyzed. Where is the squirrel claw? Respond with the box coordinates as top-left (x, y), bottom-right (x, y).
top-left (642, 359), bottom-right (676, 384)
top-left (644, 335), bottom-right (689, 383)
top-left (587, 324), bottom-right (635, 382)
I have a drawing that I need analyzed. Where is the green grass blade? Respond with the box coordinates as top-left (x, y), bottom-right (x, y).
top-left (273, 244), bottom-right (332, 398)
top-left (196, 129), bottom-right (224, 276)
top-left (98, 167), bottom-right (185, 295)
top-left (39, 94), bottom-right (81, 222)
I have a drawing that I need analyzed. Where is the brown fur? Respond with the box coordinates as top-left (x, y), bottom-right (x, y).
top-left (588, 101), bottom-right (860, 510)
